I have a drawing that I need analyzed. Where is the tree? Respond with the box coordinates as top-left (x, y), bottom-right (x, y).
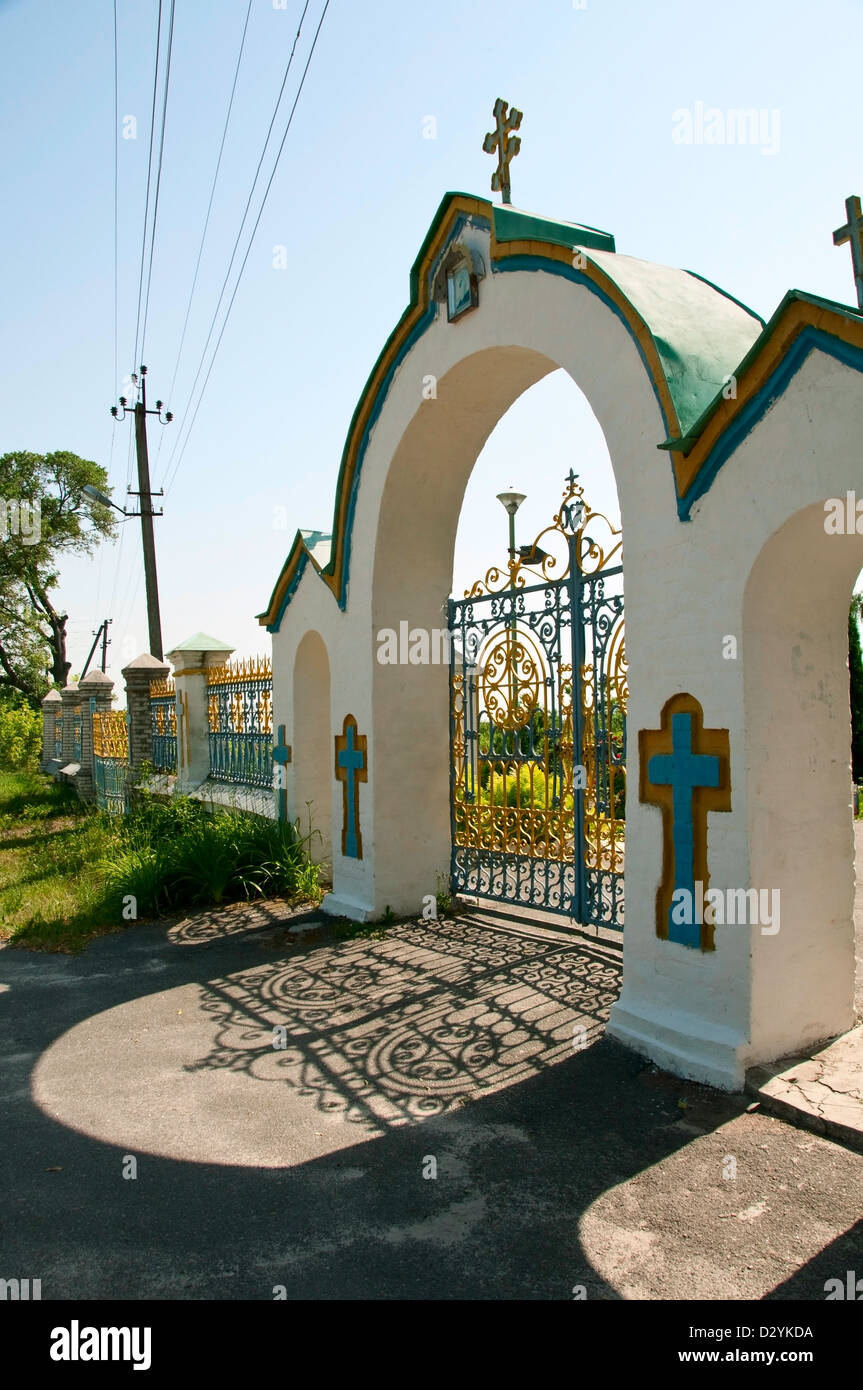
top-left (850, 593), bottom-right (863, 784)
top-left (0, 451), bottom-right (117, 700)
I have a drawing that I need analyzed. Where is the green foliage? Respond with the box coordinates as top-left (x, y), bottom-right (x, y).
top-left (0, 699), bottom-right (42, 770)
top-left (0, 450), bottom-right (118, 696)
top-left (334, 919), bottom-right (387, 941)
top-left (485, 764), bottom-right (548, 808)
top-left (105, 792), bottom-right (323, 915)
top-left (435, 871), bottom-right (453, 918)
top-left (0, 774), bottom-right (324, 952)
top-left (0, 768), bottom-right (82, 826)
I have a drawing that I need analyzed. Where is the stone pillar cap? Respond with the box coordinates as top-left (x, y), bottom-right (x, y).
top-left (41, 689), bottom-right (62, 704)
top-left (79, 669), bottom-right (115, 688)
top-left (121, 652), bottom-right (172, 677)
top-left (166, 632), bottom-right (233, 654)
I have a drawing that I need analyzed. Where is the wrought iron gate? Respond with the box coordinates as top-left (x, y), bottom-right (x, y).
top-left (92, 706), bottom-right (130, 815)
top-left (448, 471), bottom-right (627, 928)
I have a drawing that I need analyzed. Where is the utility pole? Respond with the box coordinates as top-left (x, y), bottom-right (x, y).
top-left (111, 366), bottom-right (172, 661)
top-left (80, 617), bottom-right (112, 680)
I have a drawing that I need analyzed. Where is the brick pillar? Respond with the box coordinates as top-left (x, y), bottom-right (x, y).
top-left (122, 653), bottom-right (171, 773)
top-left (165, 636), bottom-right (234, 794)
top-left (78, 670), bottom-right (115, 803)
top-left (41, 689), bottom-right (62, 772)
top-left (60, 683), bottom-right (81, 770)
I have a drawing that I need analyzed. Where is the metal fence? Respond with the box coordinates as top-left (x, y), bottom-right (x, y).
top-left (149, 677), bottom-right (177, 774)
top-left (72, 711), bottom-right (83, 763)
top-left (53, 711), bottom-right (63, 760)
top-left (92, 708), bottom-right (130, 814)
top-left (206, 656), bottom-right (273, 789)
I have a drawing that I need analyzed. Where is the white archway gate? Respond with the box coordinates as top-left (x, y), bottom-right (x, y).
top-left (263, 191), bottom-right (863, 1089)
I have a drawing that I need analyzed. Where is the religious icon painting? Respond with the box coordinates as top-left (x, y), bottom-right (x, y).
top-left (446, 263), bottom-right (478, 322)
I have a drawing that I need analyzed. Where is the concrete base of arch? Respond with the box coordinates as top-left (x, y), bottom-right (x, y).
top-left (608, 1002), bottom-right (751, 1091)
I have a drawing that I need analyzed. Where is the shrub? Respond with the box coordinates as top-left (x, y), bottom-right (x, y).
top-left (104, 792), bottom-right (323, 914)
top-left (0, 700), bottom-right (42, 771)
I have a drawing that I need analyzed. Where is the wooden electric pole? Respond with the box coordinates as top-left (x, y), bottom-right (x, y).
top-left (111, 366), bottom-right (172, 661)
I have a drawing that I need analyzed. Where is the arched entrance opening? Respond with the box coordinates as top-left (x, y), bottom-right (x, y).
top-left (448, 370), bottom-right (625, 927)
top-left (744, 503), bottom-right (863, 1060)
top-left (292, 630), bottom-right (333, 868)
top-left (371, 347), bottom-right (626, 927)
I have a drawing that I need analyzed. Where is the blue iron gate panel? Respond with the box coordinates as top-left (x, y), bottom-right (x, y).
top-left (448, 472), bottom-right (626, 929)
top-left (53, 712), bottom-right (63, 759)
top-left (92, 709), bottom-right (130, 815)
top-left (72, 712), bottom-right (83, 763)
top-left (206, 658), bottom-right (273, 790)
top-left (149, 678), bottom-right (177, 774)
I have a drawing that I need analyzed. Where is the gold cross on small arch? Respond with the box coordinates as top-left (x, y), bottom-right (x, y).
top-left (483, 98), bottom-right (522, 206)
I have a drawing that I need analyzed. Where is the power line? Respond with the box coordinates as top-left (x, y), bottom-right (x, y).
top-left (160, 0), bottom-right (319, 493)
top-left (112, 0), bottom-right (119, 414)
top-left (161, 0), bottom-right (253, 423)
top-left (152, 0), bottom-right (253, 486)
top-left (140, 0), bottom-right (176, 364)
top-left (161, 0), bottom-right (329, 500)
top-left (131, 0), bottom-right (164, 382)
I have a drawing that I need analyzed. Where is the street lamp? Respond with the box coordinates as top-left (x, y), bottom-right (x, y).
top-left (496, 488), bottom-right (526, 560)
top-left (496, 488), bottom-right (526, 729)
top-left (82, 483), bottom-right (127, 515)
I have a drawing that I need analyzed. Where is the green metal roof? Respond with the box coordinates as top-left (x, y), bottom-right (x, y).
top-left (586, 249), bottom-right (765, 440)
top-left (493, 204), bottom-right (616, 254)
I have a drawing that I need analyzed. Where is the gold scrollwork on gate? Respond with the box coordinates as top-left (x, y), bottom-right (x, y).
top-left (92, 709), bottom-right (129, 760)
top-left (464, 470), bottom-right (622, 599)
top-left (451, 470), bottom-right (626, 911)
top-left (480, 629), bottom-right (541, 731)
top-left (452, 628), bottom-right (579, 862)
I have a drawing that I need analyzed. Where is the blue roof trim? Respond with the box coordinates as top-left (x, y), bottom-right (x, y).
top-left (266, 547), bottom-right (310, 633)
top-left (677, 326), bottom-right (863, 519)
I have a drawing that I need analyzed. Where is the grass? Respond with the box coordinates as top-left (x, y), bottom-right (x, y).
top-left (0, 769), bottom-right (325, 953)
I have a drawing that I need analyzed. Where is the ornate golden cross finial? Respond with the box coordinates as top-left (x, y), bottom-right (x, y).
top-left (483, 97), bottom-right (522, 205)
top-left (833, 194), bottom-right (863, 310)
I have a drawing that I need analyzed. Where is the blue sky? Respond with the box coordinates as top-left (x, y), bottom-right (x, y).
top-left (2, 0), bottom-right (861, 679)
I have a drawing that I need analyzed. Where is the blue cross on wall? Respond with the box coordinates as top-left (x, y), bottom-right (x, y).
top-left (273, 724), bottom-right (292, 822)
top-left (640, 695), bottom-right (731, 950)
top-left (335, 714), bottom-right (368, 859)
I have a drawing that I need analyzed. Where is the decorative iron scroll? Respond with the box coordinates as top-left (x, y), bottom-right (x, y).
top-left (149, 676), bottom-right (177, 775)
top-left (92, 709), bottom-right (129, 760)
top-left (449, 471), bottom-right (627, 929)
top-left (465, 469), bottom-right (622, 599)
top-left (92, 708), bottom-right (129, 814)
top-left (206, 655), bottom-right (273, 789)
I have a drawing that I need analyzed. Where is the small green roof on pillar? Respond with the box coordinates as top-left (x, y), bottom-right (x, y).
top-left (169, 632), bottom-right (234, 652)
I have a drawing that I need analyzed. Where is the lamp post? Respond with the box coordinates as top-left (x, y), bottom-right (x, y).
top-left (496, 489), bottom-right (526, 736)
top-left (496, 488), bottom-right (526, 565)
